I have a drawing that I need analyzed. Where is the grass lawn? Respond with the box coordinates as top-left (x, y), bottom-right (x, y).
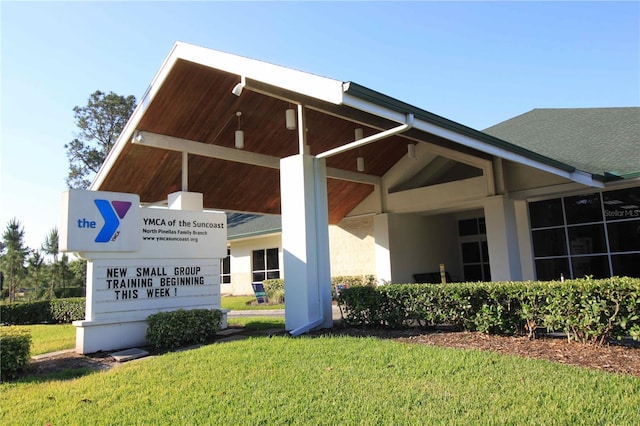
top-left (13, 324), bottom-right (76, 356)
top-left (221, 295), bottom-right (284, 310)
top-left (2, 335), bottom-right (639, 425)
top-left (228, 316), bottom-right (285, 330)
top-left (11, 316), bottom-right (284, 356)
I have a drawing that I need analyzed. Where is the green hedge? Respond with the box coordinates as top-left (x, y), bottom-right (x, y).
top-left (1, 327), bottom-right (32, 381)
top-left (336, 278), bottom-right (640, 344)
top-left (55, 286), bottom-right (85, 298)
top-left (146, 309), bottom-right (223, 351)
top-left (0, 298), bottom-right (86, 325)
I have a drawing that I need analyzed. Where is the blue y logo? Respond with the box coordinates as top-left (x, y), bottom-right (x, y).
top-left (94, 200), bottom-right (132, 242)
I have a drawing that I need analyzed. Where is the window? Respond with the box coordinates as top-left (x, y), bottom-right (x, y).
top-left (564, 193), bottom-right (603, 224)
top-left (459, 217), bottom-right (490, 282)
top-left (528, 187), bottom-right (640, 280)
top-left (220, 248), bottom-right (230, 284)
top-left (458, 218), bottom-right (486, 236)
top-left (252, 248), bottom-right (280, 282)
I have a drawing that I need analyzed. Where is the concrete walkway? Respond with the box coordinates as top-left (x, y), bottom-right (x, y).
top-left (227, 304), bottom-right (342, 320)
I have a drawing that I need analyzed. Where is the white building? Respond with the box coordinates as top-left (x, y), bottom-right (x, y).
top-left (93, 43), bottom-right (639, 329)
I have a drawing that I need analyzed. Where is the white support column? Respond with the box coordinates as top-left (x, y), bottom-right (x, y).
top-left (484, 196), bottom-right (523, 281)
top-left (374, 213), bottom-right (392, 284)
top-left (280, 153), bottom-right (333, 333)
top-left (514, 199), bottom-right (535, 280)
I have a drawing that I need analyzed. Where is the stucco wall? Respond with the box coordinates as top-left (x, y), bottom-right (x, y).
top-left (387, 213), bottom-right (461, 284)
top-left (503, 161), bottom-right (569, 192)
top-left (329, 216), bottom-right (376, 276)
top-left (223, 234), bottom-right (282, 296)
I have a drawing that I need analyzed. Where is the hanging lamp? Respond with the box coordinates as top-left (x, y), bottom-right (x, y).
top-left (234, 111), bottom-right (244, 149)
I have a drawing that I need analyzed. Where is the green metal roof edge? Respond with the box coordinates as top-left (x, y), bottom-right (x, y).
top-left (228, 228), bottom-right (282, 241)
top-left (603, 170), bottom-right (640, 181)
top-left (343, 82), bottom-right (577, 174)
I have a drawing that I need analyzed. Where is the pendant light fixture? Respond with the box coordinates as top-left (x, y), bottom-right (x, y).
top-left (285, 105), bottom-right (296, 130)
top-left (355, 128), bottom-right (364, 172)
top-left (234, 111), bottom-right (244, 149)
top-left (407, 143), bottom-right (416, 159)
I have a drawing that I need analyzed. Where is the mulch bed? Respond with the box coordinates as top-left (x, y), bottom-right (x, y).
top-left (317, 327), bottom-right (640, 378)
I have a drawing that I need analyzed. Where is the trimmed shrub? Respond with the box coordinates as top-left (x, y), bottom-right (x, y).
top-left (337, 278), bottom-right (640, 344)
top-left (1, 301), bottom-right (52, 325)
top-left (49, 298), bottom-right (85, 323)
top-left (1, 327), bottom-right (32, 381)
top-left (0, 298), bottom-right (86, 325)
top-left (55, 286), bottom-right (85, 298)
top-left (146, 309), bottom-right (223, 351)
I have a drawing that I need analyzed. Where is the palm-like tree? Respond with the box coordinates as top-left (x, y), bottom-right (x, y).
top-left (27, 250), bottom-right (45, 299)
top-left (1, 218), bottom-right (29, 302)
top-left (42, 228), bottom-right (60, 299)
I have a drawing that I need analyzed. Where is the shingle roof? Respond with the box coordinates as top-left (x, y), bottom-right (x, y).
top-left (483, 107), bottom-right (640, 179)
top-left (227, 213), bottom-right (281, 239)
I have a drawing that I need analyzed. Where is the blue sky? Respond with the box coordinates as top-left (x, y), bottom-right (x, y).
top-left (1, 1), bottom-right (639, 250)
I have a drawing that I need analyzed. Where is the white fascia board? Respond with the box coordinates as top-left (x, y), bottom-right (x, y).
top-left (341, 93), bottom-right (408, 124)
top-left (341, 93), bottom-right (604, 189)
top-left (172, 42), bottom-right (345, 105)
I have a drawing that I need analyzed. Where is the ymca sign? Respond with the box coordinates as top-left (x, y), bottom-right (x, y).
top-left (61, 189), bottom-right (227, 354)
top-left (60, 190), bottom-right (141, 252)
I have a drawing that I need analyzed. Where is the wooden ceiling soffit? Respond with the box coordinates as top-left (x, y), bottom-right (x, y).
top-left (132, 131), bottom-right (381, 185)
top-left (126, 131), bottom-right (377, 223)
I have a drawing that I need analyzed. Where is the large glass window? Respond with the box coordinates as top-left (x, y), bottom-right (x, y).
top-left (535, 258), bottom-right (570, 281)
top-left (529, 187), bottom-right (640, 280)
top-left (532, 228), bottom-right (567, 257)
top-left (252, 248), bottom-right (280, 282)
top-left (603, 188), bottom-right (640, 221)
top-left (611, 253), bottom-right (640, 277)
top-left (529, 198), bottom-right (564, 228)
top-left (567, 224), bottom-right (606, 255)
top-left (563, 193), bottom-right (603, 225)
top-left (571, 255), bottom-right (609, 279)
top-left (607, 220), bottom-right (640, 252)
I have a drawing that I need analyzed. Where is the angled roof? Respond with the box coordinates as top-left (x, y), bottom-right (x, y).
top-left (483, 108), bottom-right (640, 180)
top-left (92, 42), bottom-right (612, 224)
top-left (227, 213), bottom-right (281, 239)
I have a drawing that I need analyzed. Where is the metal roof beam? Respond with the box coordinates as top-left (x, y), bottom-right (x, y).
top-left (316, 114), bottom-right (414, 159)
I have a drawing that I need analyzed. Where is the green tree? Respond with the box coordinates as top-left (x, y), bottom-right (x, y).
top-left (42, 228), bottom-right (60, 299)
top-left (0, 218), bottom-right (30, 302)
top-left (68, 258), bottom-right (87, 290)
top-left (27, 249), bottom-right (45, 299)
top-left (56, 253), bottom-right (73, 297)
top-left (65, 90), bottom-right (137, 189)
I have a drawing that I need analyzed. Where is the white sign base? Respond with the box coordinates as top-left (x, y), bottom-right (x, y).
top-left (73, 312), bottom-right (229, 354)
